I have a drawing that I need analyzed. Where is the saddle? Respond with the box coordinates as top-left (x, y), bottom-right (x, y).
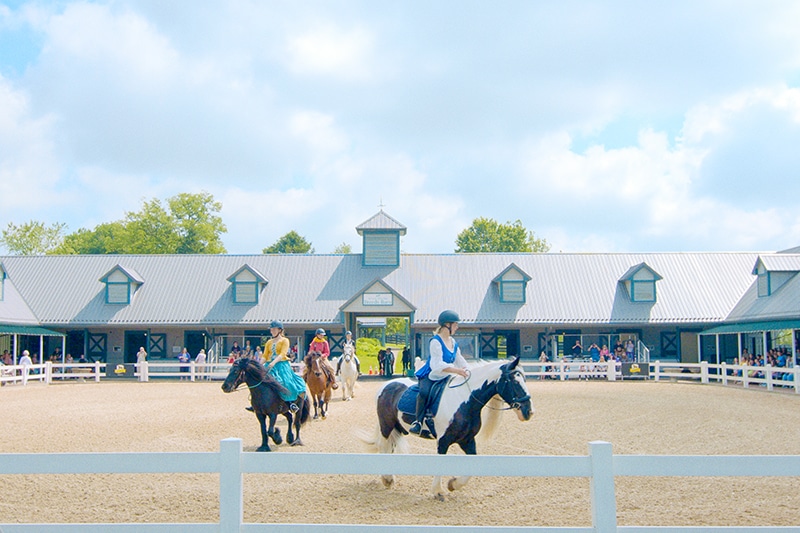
top-left (398, 377), bottom-right (450, 417)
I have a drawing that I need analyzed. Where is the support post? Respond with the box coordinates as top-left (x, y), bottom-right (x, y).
top-left (220, 438), bottom-right (243, 533)
top-left (590, 441), bottom-right (617, 533)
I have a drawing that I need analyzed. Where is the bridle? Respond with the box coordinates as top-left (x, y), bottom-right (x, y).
top-left (459, 367), bottom-right (530, 411)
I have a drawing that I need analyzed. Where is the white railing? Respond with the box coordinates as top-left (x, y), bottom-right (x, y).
top-left (1, 438), bottom-right (799, 532)
top-left (651, 361), bottom-right (800, 394)
top-left (521, 360), bottom-right (622, 381)
top-left (0, 361), bottom-right (105, 385)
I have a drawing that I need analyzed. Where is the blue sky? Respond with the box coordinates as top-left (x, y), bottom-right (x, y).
top-left (1, 1), bottom-right (800, 255)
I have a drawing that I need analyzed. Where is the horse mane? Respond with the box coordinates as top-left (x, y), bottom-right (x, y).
top-left (466, 359), bottom-right (507, 444)
top-left (241, 358), bottom-right (289, 396)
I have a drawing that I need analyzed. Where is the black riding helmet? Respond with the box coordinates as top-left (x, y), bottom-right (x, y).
top-left (437, 310), bottom-right (460, 327)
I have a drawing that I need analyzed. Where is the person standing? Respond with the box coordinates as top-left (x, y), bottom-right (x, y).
top-left (384, 347), bottom-right (395, 377)
top-left (195, 349), bottom-right (207, 380)
top-left (261, 321), bottom-right (306, 412)
top-left (410, 310), bottom-right (469, 439)
top-left (136, 346), bottom-right (148, 382)
top-left (178, 347), bottom-right (190, 380)
top-left (402, 346), bottom-right (412, 374)
top-left (19, 350), bottom-right (33, 381)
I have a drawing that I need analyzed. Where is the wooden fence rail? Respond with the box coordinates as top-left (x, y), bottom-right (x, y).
top-left (2, 439), bottom-right (800, 532)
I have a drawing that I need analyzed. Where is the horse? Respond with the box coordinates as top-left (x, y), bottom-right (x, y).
top-left (303, 351), bottom-right (333, 419)
top-left (221, 357), bottom-right (310, 451)
top-left (339, 343), bottom-right (359, 401)
top-left (361, 356), bottom-right (533, 500)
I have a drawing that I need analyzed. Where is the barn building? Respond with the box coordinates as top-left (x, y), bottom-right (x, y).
top-left (1, 211), bottom-right (798, 368)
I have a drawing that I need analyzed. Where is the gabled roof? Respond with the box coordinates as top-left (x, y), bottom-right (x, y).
top-left (356, 210), bottom-right (407, 236)
top-left (100, 264), bottom-right (145, 284)
top-left (751, 254), bottom-right (800, 274)
top-left (226, 264), bottom-right (268, 283)
top-left (492, 263), bottom-right (532, 283)
top-left (0, 265), bottom-right (41, 326)
top-left (0, 251), bottom-right (767, 328)
top-left (619, 262), bottom-right (663, 281)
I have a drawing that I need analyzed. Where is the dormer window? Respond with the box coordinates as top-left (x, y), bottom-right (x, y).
top-left (227, 265), bottom-right (268, 304)
top-left (100, 265), bottom-right (144, 305)
top-left (752, 255), bottom-right (800, 298)
top-left (620, 263), bottom-right (662, 303)
top-left (493, 263), bottom-right (531, 303)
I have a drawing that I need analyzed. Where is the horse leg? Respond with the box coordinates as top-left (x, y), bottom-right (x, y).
top-left (256, 412), bottom-right (271, 452)
top-left (283, 412), bottom-right (294, 445)
top-left (446, 439), bottom-right (477, 493)
top-left (268, 413), bottom-right (282, 446)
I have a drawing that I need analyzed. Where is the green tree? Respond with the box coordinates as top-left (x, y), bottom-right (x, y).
top-left (55, 223), bottom-right (128, 254)
top-left (455, 217), bottom-right (550, 253)
top-left (333, 242), bottom-right (352, 254)
top-left (51, 192), bottom-right (228, 255)
top-left (0, 220), bottom-right (67, 255)
top-left (169, 192), bottom-right (227, 254)
top-left (263, 231), bottom-right (314, 254)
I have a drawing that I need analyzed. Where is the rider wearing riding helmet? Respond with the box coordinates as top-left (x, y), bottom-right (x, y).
top-left (336, 330), bottom-right (362, 375)
top-left (261, 320), bottom-right (306, 412)
top-left (308, 328), bottom-right (338, 389)
top-left (410, 310), bottom-right (470, 439)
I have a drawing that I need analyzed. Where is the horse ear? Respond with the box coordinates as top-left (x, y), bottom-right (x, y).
top-left (506, 355), bottom-right (521, 370)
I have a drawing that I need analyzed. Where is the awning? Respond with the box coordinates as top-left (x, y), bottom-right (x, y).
top-left (702, 319), bottom-right (800, 335)
top-left (0, 324), bottom-right (65, 336)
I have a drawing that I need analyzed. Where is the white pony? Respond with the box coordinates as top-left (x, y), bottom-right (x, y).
top-left (339, 343), bottom-right (359, 401)
top-left (361, 356), bottom-right (533, 500)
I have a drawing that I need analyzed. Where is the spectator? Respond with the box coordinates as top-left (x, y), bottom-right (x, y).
top-left (178, 347), bottom-right (191, 380)
top-left (19, 349), bottom-right (33, 377)
top-left (230, 341), bottom-right (242, 358)
top-left (589, 343), bottom-right (600, 362)
top-left (625, 338), bottom-right (635, 361)
top-left (539, 349), bottom-right (549, 380)
top-left (195, 349), bottom-right (207, 380)
top-left (384, 347), bottom-right (395, 377)
top-left (571, 339), bottom-right (583, 358)
top-left (402, 345), bottom-right (412, 374)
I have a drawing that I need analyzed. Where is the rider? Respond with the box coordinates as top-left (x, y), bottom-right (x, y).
top-left (308, 328), bottom-right (338, 389)
top-left (336, 330), bottom-right (362, 375)
top-left (409, 310), bottom-right (470, 439)
top-left (260, 320), bottom-right (306, 413)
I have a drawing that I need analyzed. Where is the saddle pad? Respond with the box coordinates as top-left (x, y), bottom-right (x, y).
top-left (397, 378), bottom-right (450, 416)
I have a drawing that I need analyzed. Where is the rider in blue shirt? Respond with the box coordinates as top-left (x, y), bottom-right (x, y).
top-left (410, 310), bottom-right (469, 439)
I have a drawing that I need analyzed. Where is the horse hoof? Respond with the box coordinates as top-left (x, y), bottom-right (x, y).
top-left (291, 439), bottom-right (303, 446)
top-left (447, 478), bottom-right (458, 491)
top-left (313, 414), bottom-right (319, 419)
top-left (256, 446), bottom-right (271, 452)
top-left (433, 493), bottom-right (446, 502)
top-left (381, 475), bottom-right (395, 488)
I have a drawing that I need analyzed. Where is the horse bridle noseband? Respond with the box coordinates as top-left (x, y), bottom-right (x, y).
top-left (460, 368), bottom-right (530, 411)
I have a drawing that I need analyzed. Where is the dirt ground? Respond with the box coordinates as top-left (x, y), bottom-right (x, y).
top-left (1, 377), bottom-right (800, 528)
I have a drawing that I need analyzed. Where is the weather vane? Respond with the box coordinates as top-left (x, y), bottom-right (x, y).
top-left (378, 197), bottom-right (386, 210)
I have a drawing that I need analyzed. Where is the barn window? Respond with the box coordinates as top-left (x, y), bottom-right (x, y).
top-left (227, 265), bottom-right (268, 305)
top-left (100, 266), bottom-right (143, 305)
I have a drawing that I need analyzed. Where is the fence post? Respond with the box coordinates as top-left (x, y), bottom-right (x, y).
top-left (220, 438), bottom-right (243, 533)
top-left (45, 361), bottom-right (53, 384)
top-left (94, 361), bottom-right (102, 382)
top-left (590, 441), bottom-right (617, 533)
top-left (721, 362), bottom-right (728, 386)
top-left (765, 364), bottom-right (773, 391)
top-left (653, 360), bottom-right (660, 382)
top-left (560, 361), bottom-right (567, 381)
top-left (700, 361), bottom-right (709, 384)
top-left (794, 367), bottom-right (799, 395)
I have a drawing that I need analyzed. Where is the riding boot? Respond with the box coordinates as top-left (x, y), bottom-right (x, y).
top-left (409, 394), bottom-right (425, 435)
top-left (245, 405), bottom-right (254, 412)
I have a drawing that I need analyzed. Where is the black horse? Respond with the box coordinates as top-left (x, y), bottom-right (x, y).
top-left (221, 357), bottom-right (310, 452)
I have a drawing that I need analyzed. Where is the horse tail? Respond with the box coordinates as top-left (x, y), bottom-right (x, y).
top-left (298, 395), bottom-right (311, 426)
top-left (355, 422), bottom-right (409, 455)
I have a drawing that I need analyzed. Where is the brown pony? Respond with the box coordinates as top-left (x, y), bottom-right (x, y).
top-left (303, 351), bottom-right (333, 419)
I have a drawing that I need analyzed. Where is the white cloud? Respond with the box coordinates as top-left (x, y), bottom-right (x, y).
top-left (285, 24), bottom-right (375, 81)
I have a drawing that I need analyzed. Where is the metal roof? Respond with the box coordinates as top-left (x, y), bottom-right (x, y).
top-left (355, 210), bottom-right (407, 235)
top-left (0, 251), bottom-right (769, 329)
top-left (702, 319), bottom-right (800, 335)
top-left (0, 325), bottom-right (65, 336)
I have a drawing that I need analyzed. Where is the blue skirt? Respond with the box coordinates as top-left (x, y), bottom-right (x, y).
top-left (267, 360), bottom-right (306, 402)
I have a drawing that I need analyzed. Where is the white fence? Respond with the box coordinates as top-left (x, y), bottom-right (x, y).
top-left (1, 438), bottom-right (800, 532)
top-left (521, 360), bottom-right (622, 381)
top-left (651, 360), bottom-right (800, 394)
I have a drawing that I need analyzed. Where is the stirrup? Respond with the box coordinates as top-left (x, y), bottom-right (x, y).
top-left (289, 402), bottom-right (299, 413)
top-left (409, 421), bottom-right (422, 434)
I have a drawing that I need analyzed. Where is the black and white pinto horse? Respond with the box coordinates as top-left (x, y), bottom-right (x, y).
top-left (363, 356), bottom-right (533, 500)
